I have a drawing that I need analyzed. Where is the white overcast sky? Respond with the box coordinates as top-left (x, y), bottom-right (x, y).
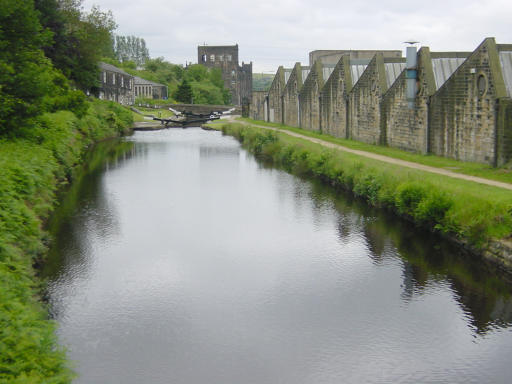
top-left (83, 0), bottom-right (511, 73)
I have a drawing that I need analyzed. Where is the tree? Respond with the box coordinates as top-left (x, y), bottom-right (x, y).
top-left (34, 0), bottom-right (117, 91)
top-left (113, 35), bottom-right (150, 66)
top-left (0, 0), bottom-right (56, 134)
top-left (174, 79), bottom-right (193, 104)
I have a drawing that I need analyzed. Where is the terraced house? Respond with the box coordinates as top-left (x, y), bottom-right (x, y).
top-left (98, 62), bottom-right (134, 105)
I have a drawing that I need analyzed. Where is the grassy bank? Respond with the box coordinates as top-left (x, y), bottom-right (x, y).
top-left (237, 118), bottom-right (512, 184)
top-left (218, 122), bottom-right (512, 253)
top-left (0, 99), bottom-right (132, 383)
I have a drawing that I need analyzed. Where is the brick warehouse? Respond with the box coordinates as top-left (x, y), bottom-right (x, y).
top-left (252, 38), bottom-right (512, 166)
top-left (198, 44), bottom-right (252, 106)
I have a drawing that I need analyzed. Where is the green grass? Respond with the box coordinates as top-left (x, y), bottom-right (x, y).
top-left (131, 110), bottom-right (146, 122)
top-left (0, 99), bottom-right (133, 383)
top-left (220, 122), bottom-right (512, 250)
top-left (135, 106), bottom-right (177, 119)
top-left (237, 117), bottom-right (512, 184)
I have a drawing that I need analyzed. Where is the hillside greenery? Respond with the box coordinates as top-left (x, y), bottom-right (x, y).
top-left (252, 73), bottom-right (275, 91)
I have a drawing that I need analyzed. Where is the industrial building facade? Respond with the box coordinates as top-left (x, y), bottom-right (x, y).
top-left (198, 44), bottom-right (252, 106)
top-left (250, 39), bottom-right (512, 166)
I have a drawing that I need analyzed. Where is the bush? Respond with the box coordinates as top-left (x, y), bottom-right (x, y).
top-left (395, 182), bottom-right (428, 216)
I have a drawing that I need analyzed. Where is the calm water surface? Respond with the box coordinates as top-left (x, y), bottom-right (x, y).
top-left (44, 128), bottom-right (512, 383)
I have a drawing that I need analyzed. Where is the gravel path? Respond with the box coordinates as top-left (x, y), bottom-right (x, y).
top-left (235, 120), bottom-right (512, 191)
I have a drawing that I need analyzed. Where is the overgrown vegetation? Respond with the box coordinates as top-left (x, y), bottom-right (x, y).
top-left (0, 100), bottom-right (132, 383)
top-left (220, 123), bottom-right (512, 248)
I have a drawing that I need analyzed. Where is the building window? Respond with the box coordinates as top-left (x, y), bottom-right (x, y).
top-left (202, 54), bottom-right (207, 63)
top-left (103, 72), bottom-right (106, 83)
top-left (112, 73), bottom-right (116, 85)
top-left (121, 77), bottom-right (124, 87)
top-left (219, 55), bottom-right (223, 61)
top-left (231, 70), bottom-right (236, 77)
top-left (227, 55), bottom-right (232, 61)
top-left (210, 54), bottom-right (215, 62)
top-left (477, 73), bottom-right (488, 98)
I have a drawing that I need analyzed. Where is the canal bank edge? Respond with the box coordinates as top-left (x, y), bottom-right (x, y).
top-left (211, 122), bottom-right (512, 277)
top-left (0, 100), bottom-right (133, 383)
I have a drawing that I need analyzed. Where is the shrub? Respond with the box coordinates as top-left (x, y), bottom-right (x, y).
top-left (395, 182), bottom-right (428, 216)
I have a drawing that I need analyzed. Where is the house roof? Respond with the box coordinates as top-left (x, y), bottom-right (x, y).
top-left (499, 51), bottom-right (512, 98)
top-left (99, 62), bottom-right (133, 77)
top-left (385, 62), bottom-right (406, 88)
top-left (350, 64), bottom-right (367, 84)
top-left (432, 58), bottom-right (467, 90)
top-left (284, 69), bottom-right (293, 84)
top-left (322, 65), bottom-right (336, 81)
top-left (301, 67), bottom-right (311, 81)
top-left (133, 76), bottom-right (166, 87)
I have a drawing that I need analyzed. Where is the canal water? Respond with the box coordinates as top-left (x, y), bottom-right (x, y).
top-left (44, 128), bottom-right (512, 383)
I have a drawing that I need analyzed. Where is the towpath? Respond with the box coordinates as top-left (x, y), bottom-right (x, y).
top-left (232, 119), bottom-right (512, 191)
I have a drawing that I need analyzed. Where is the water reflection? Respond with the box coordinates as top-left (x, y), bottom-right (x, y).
top-left (303, 179), bottom-right (512, 334)
top-left (45, 128), bottom-right (512, 383)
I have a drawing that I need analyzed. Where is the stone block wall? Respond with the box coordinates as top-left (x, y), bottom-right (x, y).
top-left (282, 63), bottom-right (304, 127)
top-left (267, 67), bottom-right (286, 123)
top-left (348, 54), bottom-right (386, 144)
top-left (497, 98), bottom-right (512, 166)
top-left (429, 38), bottom-right (507, 165)
top-left (299, 61), bottom-right (323, 132)
top-left (381, 48), bottom-right (435, 153)
top-left (309, 50), bottom-right (402, 66)
top-left (250, 91), bottom-right (267, 121)
top-left (320, 56), bottom-right (351, 138)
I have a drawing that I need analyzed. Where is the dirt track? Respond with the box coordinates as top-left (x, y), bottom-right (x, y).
top-left (234, 120), bottom-right (512, 191)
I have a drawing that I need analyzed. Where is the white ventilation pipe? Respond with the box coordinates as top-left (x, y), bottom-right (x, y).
top-left (405, 43), bottom-right (418, 109)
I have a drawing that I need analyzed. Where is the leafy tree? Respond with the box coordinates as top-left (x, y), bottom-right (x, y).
top-left (0, 0), bottom-right (58, 134)
top-left (113, 35), bottom-right (150, 66)
top-left (35, 0), bottom-right (117, 91)
top-left (175, 79), bottom-right (193, 103)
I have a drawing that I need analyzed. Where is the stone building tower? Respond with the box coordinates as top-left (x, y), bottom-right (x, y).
top-left (198, 44), bottom-right (252, 105)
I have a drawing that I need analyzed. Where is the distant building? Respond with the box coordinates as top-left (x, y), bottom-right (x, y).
top-left (133, 76), bottom-right (168, 100)
top-left (197, 44), bottom-right (252, 105)
top-left (98, 62), bottom-right (134, 105)
top-left (309, 50), bottom-right (402, 66)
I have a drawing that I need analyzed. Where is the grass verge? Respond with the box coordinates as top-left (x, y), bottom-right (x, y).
top-left (237, 118), bottom-right (512, 184)
top-left (0, 99), bottom-right (133, 383)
